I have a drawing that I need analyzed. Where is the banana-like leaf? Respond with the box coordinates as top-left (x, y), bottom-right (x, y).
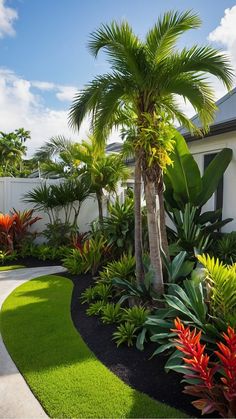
top-left (197, 148), bottom-right (232, 206)
top-left (165, 133), bottom-right (202, 208)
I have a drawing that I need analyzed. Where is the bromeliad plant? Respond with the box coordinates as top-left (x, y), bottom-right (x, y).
top-left (63, 236), bottom-right (108, 275)
top-left (169, 318), bottom-right (236, 418)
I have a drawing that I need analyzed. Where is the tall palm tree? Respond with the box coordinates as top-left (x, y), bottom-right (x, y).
top-left (69, 10), bottom-right (234, 294)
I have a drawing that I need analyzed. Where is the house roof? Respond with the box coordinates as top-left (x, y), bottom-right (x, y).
top-left (180, 87), bottom-right (236, 140)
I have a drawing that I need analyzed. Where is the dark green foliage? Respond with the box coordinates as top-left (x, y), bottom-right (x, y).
top-left (97, 253), bottom-right (136, 284)
top-left (122, 306), bottom-right (150, 327)
top-left (0, 250), bottom-right (18, 264)
top-left (62, 236), bottom-right (107, 275)
top-left (165, 136), bottom-right (232, 255)
top-left (165, 135), bottom-right (232, 210)
top-left (103, 196), bottom-right (135, 253)
top-left (167, 204), bottom-right (231, 256)
top-left (80, 287), bottom-right (98, 304)
top-left (215, 232), bottom-right (236, 265)
top-left (162, 250), bottom-right (194, 283)
top-left (42, 221), bottom-right (72, 246)
top-left (86, 301), bottom-right (106, 316)
top-left (112, 257), bottom-right (158, 305)
top-left (101, 303), bottom-right (123, 324)
top-left (113, 322), bottom-right (138, 347)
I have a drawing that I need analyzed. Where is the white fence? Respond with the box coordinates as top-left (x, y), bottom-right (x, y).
top-left (0, 177), bottom-right (100, 235)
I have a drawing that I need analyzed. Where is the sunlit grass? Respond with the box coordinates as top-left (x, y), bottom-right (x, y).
top-left (1, 275), bottom-right (187, 418)
top-left (0, 265), bottom-right (25, 271)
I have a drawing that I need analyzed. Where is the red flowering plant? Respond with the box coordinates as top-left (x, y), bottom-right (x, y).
top-left (0, 213), bottom-right (16, 252)
top-left (170, 318), bottom-right (236, 418)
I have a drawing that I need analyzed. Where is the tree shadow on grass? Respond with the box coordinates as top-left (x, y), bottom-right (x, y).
top-left (1, 275), bottom-right (92, 376)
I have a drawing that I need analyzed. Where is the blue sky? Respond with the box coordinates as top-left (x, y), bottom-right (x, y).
top-left (0, 0), bottom-right (236, 154)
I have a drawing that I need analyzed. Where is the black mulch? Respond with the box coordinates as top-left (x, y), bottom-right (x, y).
top-left (69, 273), bottom-right (206, 418)
top-left (2, 257), bottom-right (61, 268)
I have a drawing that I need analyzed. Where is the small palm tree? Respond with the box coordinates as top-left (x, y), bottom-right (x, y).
top-left (69, 10), bottom-right (233, 294)
top-left (72, 135), bottom-right (130, 224)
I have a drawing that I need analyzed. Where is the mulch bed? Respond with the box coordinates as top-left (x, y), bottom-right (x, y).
top-left (69, 273), bottom-right (203, 418)
top-left (2, 257), bottom-right (62, 268)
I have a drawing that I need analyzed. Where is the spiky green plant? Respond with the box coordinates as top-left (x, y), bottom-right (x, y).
top-left (198, 254), bottom-right (236, 326)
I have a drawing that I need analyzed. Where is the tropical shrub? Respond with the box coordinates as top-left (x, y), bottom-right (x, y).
top-left (80, 286), bottom-right (98, 304)
top-left (214, 232), bottom-right (236, 264)
top-left (101, 303), bottom-right (122, 324)
top-left (0, 213), bottom-right (16, 252)
top-left (167, 203), bottom-right (231, 256)
top-left (113, 322), bottom-right (138, 347)
top-left (162, 250), bottom-right (194, 283)
top-left (137, 277), bottom-right (224, 352)
top-left (112, 258), bottom-right (158, 306)
top-left (24, 178), bottom-right (91, 227)
top-left (165, 136), bottom-right (232, 255)
top-left (63, 236), bottom-right (108, 275)
top-left (165, 135), bottom-right (232, 211)
top-left (102, 195), bottom-right (135, 253)
top-left (197, 254), bottom-right (236, 326)
top-left (10, 209), bottom-right (41, 248)
top-left (122, 306), bottom-right (150, 327)
top-left (42, 220), bottom-right (72, 246)
top-left (97, 253), bottom-right (135, 284)
top-left (169, 318), bottom-right (236, 418)
top-left (86, 300), bottom-right (106, 316)
top-left (0, 250), bottom-right (17, 264)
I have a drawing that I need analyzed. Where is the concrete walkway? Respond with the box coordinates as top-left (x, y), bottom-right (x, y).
top-left (0, 266), bottom-right (67, 419)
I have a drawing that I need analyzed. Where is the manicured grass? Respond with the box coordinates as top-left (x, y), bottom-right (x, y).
top-left (0, 275), bottom-right (187, 419)
top-left (0, 265), bottom-right (25, 271)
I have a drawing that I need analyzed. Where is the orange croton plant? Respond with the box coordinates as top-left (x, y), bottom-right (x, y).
top-left (172, 318), bottom-right (236, 418)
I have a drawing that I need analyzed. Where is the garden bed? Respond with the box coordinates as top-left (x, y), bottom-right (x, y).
top-left (69, 273), bottom-right (199, 417)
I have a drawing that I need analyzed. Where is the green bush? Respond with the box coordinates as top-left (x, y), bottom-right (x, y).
top-left (122, 306), bottom-right (150, 327)
top-left (101, 303), bottom-right (122, 324)
top-left (214, 232), bottom-right (236, 265)
top-left (98, 253), bottom-right (135, 284)
top-left (86, 301), bottom-right (106, 316)
top-left (113, 322), bottom-right (138, 347)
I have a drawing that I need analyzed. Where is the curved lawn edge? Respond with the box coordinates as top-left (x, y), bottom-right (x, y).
top-left (0, 265), bottom-right (25, 271)
top-left (0, 275), bottom-right (187, 418)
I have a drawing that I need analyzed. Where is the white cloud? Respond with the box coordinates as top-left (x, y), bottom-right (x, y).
top-left (0, 68), bottom-right (118, 157)
top-left (56, 85), bottom-right (78, 102)
top-left (0, 68), bottom-right (90, 156)
top-left (0, 0), bottom-right (17, 38)
top-left (31, 81), bottom-right (55, 91)
top-left (208, 5), bottom-right (236, 71)
top-left (32, 80), bottom-right (78, 102)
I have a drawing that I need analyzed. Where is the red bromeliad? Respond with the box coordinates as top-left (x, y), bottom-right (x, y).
top-left (172, 318), bottom-right (236, 417)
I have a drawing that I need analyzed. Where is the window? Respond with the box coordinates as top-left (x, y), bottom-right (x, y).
top-left (204, 153), bottom-right (223, 212)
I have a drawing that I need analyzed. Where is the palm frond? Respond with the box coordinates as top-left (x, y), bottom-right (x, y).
top-left (146, 10), bottom-right (201, 62)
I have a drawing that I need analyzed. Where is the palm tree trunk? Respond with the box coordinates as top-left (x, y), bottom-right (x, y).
top-left (134, 153), bottom-right (144, 284)
top-left (144, 179), bottom-right (164, 294)
top-left (158, 175), bottom-right (170, 261)
top-left (96, 191), bottom-right (104, 225)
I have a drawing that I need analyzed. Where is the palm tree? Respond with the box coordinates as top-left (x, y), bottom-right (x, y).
top-left (34, 135), bottom-right (129, 225)
top-left (69, 10), bottom-right (233, 294)
top-left (0, 129), bottom-right (29, 175)
top-left (72, 135), bottom-right (130, 224)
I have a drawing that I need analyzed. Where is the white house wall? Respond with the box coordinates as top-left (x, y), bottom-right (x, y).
top-left (187, 130), bottom-right (236, 232)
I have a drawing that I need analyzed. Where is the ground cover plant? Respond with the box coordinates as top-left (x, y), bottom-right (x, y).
top-left (0, 274), bottom-right (185, 418)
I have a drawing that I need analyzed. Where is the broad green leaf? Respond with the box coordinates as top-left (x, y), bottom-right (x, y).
top-left (197, 148), bottom-right (232, 206)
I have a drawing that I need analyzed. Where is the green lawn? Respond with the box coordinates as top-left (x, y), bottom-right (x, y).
top-left (0, 265), bottom-right (25, 271)
top-left (0, 275), bottom-right (187, 418)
